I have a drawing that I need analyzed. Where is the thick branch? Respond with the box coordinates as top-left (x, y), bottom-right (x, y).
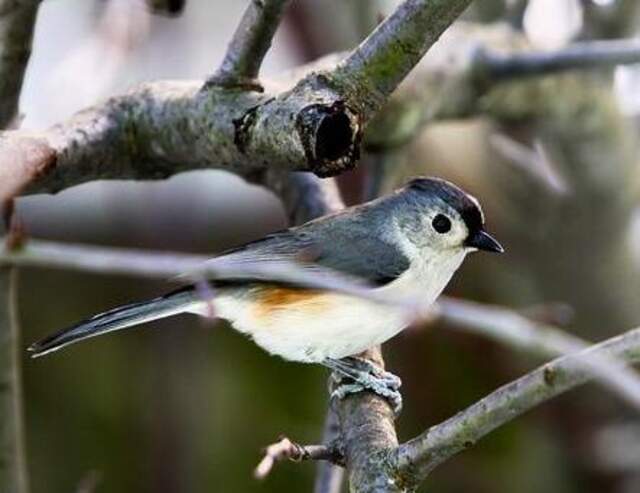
top-left (337, 346), bottom-right (401, 492)
top-left (332, 0), bottom-right (473, 118)
top-left (1, 0), bottom-right (480, 204)
top-left (0, 73), bottom-right (365, 205)
top-left (0, 0), bottom-right (40, 127)
top-left (267, 175), bottom-right (403, 492)
top-left (395, 326), bottom-right (640, 488)
top-left (206, 0), bottom-right (291, 90)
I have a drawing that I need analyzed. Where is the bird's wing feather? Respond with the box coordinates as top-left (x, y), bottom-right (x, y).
top-left (206, 221), bottom-right (410, 286)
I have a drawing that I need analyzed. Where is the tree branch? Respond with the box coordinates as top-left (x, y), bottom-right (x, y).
top-left (336, 346), bottom-right (401, 492)
top-left (0, 0), bottom-right (41, 128)
top-left (206, 0), bottom-right (291, 91)
top-left (435, 297), bottom-right (640, 410)
top-left (0, 237), bottom-right (419, 311)
top-left (364, 26), bottom-right (640, 155)
top-left (395, 326), bottom-right (640, 488)
top-left (1, 0), bottom-right (478, 206)
top-left (0, 268), bottom-right (28, 493)
top-left (473, 38), bottom-right (640, 81)
top-left (332, 0), bottom-right (474, 119)
top-left (6, 233), bottom-right (640, 491)
top-left (0, 73), bottom-right (364, 205)
top-left (254, 436), bottom-right (344, 480)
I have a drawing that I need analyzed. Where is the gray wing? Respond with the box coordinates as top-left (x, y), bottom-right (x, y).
top-left (207, 219), bottom-right (410, 286)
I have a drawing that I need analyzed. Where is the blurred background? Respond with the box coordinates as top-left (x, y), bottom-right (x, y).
top-left (13, 0), bottom-right (640, 491)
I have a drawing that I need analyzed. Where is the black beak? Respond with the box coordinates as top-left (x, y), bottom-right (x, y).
top-left (465, 229), bottom-right (504, 253)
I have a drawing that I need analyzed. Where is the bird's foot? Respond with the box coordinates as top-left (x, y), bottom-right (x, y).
top-left (323, 357), bottom-right (403, 416)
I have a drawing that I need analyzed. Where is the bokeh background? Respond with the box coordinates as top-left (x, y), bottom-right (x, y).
top-left (14, 0), bottom-right (640, 491)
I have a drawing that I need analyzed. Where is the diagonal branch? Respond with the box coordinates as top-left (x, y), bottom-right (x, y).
top-left (206, 0), bottom-right (291, 91)
top-left (332, 0), bottom-right (474, 118)
top-left (395, 326), bottom-right (640, 488)
top-left (435, 297), bottom-right (640, 410)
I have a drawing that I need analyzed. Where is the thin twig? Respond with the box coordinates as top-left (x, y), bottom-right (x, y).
top-left (254, 437), bottom-right (343, 480)
top-left (0, 237), bottom-right (420, 312)
top-left (395, 325), bottom-right (640, 488)
top-left (0, 268), bottom-right (29, 493)
top-left (206, 0), bottom-right (291, 90)
top-left (474, 38), bottom-right (640, 81)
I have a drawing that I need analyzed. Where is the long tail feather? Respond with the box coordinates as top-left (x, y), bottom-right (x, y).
top-left (29, 290), bottom-right (197, 358)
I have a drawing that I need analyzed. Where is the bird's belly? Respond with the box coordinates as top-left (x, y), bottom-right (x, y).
top-left (195, 286), bottom-right (409, 363)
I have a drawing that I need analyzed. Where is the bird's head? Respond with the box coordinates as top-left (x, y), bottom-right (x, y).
top-left (399, 176), bottom-right (503, 256)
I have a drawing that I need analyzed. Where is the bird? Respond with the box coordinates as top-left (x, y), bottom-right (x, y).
top-left (29, 176), bottom-right (503, 412)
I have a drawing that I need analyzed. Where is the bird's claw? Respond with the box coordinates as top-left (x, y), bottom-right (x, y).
top-left (324, 357), bottom-right (403, 416)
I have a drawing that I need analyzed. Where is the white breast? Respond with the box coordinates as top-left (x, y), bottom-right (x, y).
top-left (188, 250), bottom-right (467, 363)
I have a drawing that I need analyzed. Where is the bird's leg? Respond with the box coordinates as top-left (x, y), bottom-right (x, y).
top-left (322, 356), bottom-right (403, 416)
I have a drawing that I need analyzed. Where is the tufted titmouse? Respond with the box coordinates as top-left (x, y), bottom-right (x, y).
top-left (29, 177), bottom-right (502, 411)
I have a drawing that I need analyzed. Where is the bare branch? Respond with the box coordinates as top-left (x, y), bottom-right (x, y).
top-left (1, 0), bottom-right (481, 204)
top-left (0, 0), bottom-right (41, 127)
top-left (0, 72), bottom-right (367, 205)
top-left (206, 0), bottom-right (291, 90)
top-left (336, 346), bottom-right (401, 492)
top-left (395, 326), bottom-right (640, 488)
top-left (332, 0), bottom-right (474, 118)
top-left (474, 38), bottom-right (640, 81)
top-left (0, 268), bottom-right (29, 493)
top-left (266, 175), bottom-right (404, 491)
top-left (436, 297), bottom-right (640, 410)
top-left (367, 26), bottom-right (640, 153)
top-left (0, 237), bottom-right (420, 312)
top-left (254, 437), bottom-right (343, 480)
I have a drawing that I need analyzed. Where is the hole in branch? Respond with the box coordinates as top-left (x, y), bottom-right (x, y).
top-left (315, 111), bottom-right (354, 162)
top-left (296, 101), bottom-right (361, 177)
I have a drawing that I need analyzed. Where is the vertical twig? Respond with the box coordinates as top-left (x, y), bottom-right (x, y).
top-left (0, 1), bottom-right (40, 489)
top-left (0, 268), bottom-right (28, 493)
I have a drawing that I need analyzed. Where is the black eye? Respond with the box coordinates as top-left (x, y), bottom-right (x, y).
top-left (432, 214), bottom-right (451, 234)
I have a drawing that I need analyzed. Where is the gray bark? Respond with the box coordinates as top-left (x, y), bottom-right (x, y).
top-left (0, 0), bottom-right (40, 128)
